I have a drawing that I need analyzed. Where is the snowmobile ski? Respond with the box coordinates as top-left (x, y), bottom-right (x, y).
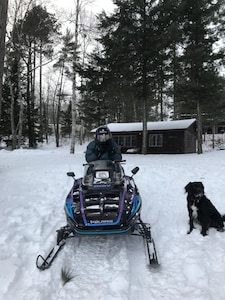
top-left (36, 226), bottom-right (74, 270)
top-left (132, 220), bottom-right (159, 266)
top-left (36, 241), bottom-right (65, 270)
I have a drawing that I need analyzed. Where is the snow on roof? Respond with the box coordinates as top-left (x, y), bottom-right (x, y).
top-left (104, 119), bottom-right (196, 132)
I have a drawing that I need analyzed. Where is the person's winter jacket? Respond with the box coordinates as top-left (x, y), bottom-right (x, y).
top-left (85, 139), bottom-right (122, 163)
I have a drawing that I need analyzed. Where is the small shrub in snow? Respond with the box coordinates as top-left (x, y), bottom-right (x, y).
top-left (61, 267), bottom-right (74, 286)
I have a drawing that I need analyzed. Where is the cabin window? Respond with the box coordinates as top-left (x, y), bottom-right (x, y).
top-left (114, 136), bottom-right (124, 146)
top-left (114, 135), bottom-right (137, 147)
top-left (149, 134), bottom-right (163, 147)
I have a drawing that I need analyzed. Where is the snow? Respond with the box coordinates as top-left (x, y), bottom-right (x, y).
top-left (1, 139), bottom-right (225, 300)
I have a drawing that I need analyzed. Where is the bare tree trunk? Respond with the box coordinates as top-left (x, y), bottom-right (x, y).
top-left (16, 61), bottom-right (24, 148)
top-left (27, 44), bottom-right (34, 147)
top-left (39, 42), bottom-right (43, 142)
top-left (54, 65), bottom-right (64, 147)
top-left (8, 76), bottom-right (17, 149)
top-left (172, 42), bottom-right (180, 120)
top-left (7, 67), bottom-right (23, 150)
top-left (141, 0), bottom-right (148, 155)
top-left (56, 94), bottom-right (61, 147)
top-left (0, 0), bottom-right (8, 121)
top-left (212, 121), bottom-right (215, 149)
top-left (79, 121), bottom-right (85, 145)
top-left (142, 94), bottom-right (148, 154)
top-left (44, 85), bottom-right (50, 143)
top-left (17, 80), bottom-right (24, 148)
top-left (196, 98), bottom-right (203, 154)
top-left (159, 80), bottom-right (163, 121)
top-left (70, 0), bottom-right (80, 154)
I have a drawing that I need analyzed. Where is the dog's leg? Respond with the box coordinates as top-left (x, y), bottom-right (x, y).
top-left (187, 213), bottom-right (195, 234)
top-left (188, 228), bottom-right (193, 234)
top-left (187, 206), bottom-right (195, 234)
top-left (201, 229), bottom-right (208, 236)
top-left (200, 220), bottom-right (209, 236)
top-left (188, 220), bottom-right (194, 234)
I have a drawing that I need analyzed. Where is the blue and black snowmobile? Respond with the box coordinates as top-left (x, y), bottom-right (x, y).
top-left (36, 160), bottom-right (158, 270)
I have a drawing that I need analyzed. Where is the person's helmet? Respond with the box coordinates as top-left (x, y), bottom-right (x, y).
top-left (95, 126), bottom-right (112, 143)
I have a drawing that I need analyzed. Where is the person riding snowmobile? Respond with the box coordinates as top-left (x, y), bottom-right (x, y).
top-left (85, 126), bottom-right (122, 163)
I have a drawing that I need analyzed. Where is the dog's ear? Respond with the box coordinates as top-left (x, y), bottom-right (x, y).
top-left (184, 182), bottom-right (192, 193)
top-left (200, 182), bottom-right (204, 192)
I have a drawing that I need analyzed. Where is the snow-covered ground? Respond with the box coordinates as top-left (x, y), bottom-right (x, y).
top-left (1, 140), bottom-right (225, 300)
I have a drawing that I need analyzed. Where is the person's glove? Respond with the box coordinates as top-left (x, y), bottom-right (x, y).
top-left (95, 145), bottom-right (102, 158)
top-left (106, 140), bottom-right (115, 159)
top-left (106, 140), bottom-right (115, 153)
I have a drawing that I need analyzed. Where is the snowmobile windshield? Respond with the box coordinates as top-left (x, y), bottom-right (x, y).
top-left (87, 160), bottom-right (116, 171)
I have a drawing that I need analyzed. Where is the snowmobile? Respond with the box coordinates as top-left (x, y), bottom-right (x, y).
top-left (36, 160), bottom-right (158, 270)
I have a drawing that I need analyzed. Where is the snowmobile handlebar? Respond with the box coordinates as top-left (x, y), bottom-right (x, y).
top-left (83, 159), bottom-right (126, 167)
top-left (67, 172), bottom-right (75, 178)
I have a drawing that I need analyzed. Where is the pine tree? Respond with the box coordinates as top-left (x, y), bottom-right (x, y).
top-left (9, 5), bottom-right (59, 148)
top-left (176, 0), bottom-right (225, 153)
top-left (0, 0), bottom-right (8, 123)
top-left (78, 0), bottom-right (225, 155)
top-left (61, 101), bottom-right (72, 137)
top-left (81, 0), bottom-right (162, 152)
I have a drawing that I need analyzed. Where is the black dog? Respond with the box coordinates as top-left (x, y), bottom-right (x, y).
top-left (185, 182), bottom-right (225, 236)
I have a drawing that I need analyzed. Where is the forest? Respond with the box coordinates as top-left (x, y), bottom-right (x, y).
top-left (0, 0), bottom-right (225, 154)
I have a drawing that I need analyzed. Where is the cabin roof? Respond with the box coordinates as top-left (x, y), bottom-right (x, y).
top-left (103, 119), bottom-right (196, 132)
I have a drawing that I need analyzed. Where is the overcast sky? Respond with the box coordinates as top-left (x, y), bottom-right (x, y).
top-left (53, 0), bottom-right (115, 14)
